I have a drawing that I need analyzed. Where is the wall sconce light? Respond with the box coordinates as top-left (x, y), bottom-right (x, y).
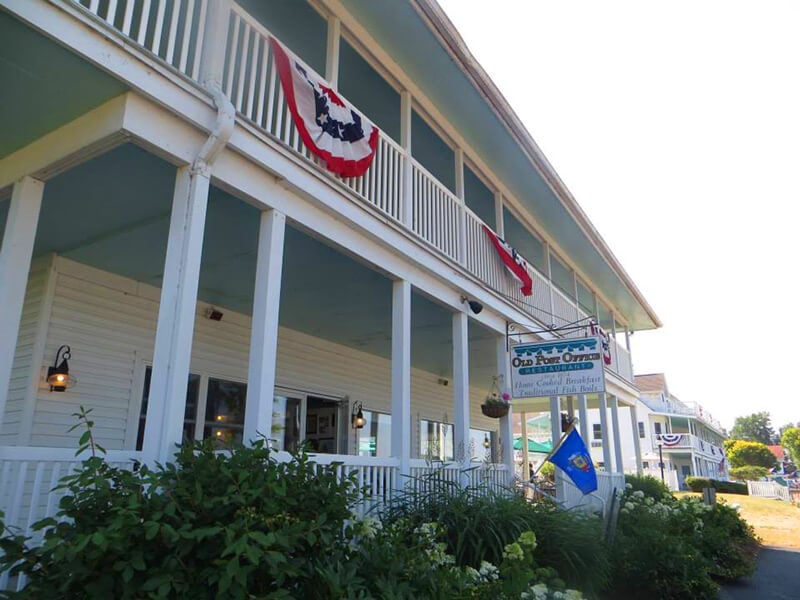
top-left (351, 401), bottom-right (365, 429)
top-left (483, 433), bottom-right (491, 449)
top-left (205, 307), bottom-right (224, 321)
top-left (47, 345), bottom-right (73, 392)
top-left (460, 296), bottom-right (483, 315)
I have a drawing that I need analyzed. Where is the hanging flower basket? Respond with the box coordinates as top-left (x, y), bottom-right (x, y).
top-left (481, 376), bottom-right (510, 419)
top-left (481, 402), bottom-right (509, 419)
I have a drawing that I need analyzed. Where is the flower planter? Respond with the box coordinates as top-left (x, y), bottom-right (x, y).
top-left (481, 403), bottom-right (509, 419)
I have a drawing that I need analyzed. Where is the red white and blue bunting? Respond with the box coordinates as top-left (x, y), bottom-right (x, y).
top-left (270, 38), bottom-right (379, 177)
top-left (482, 225), bottom-right (533, 296)
top-left (659, 434), bottom-right (683, 447)
top-left (589, 322), bottom-right (612, 365)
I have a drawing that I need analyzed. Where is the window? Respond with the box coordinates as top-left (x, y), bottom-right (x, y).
top-left (654, 422), bottom-right (663, 435)
top-left (502, 207), bottom-right (547, 274)
top-left (357, 410), bottom-right (392, 458)
top-left (136, 367), bottom-right (201, 451)
top-left (593, 424), bottom-right (602, 440)
top-left (642, 461), bottom-right (650, 470)
top-left (638, 422), bottom-right (646, 438)
top-left (469, 428), bottom-right (494, 462)
top-left (420, 419), bottom-right (454, 461)
top-left (204, 378), bottom-right (248, 445)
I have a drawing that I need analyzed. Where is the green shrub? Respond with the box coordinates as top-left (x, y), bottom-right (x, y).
top-left (696, 501), bottom-right (759, 581)
top-left (610, 489), bottom-right (759, 598)
top-left (685, 477), bottom-right (748, 494)
top-left (729, 466), bottom-right (769, 481)
top-left (0, 439), bottom-right (361, 599)
top-left (539, 461), bottom-right (555, 481)
top-left (624, 474), bottom-right (671, 499)
top-left (383, 473), bottom-right (610, 597)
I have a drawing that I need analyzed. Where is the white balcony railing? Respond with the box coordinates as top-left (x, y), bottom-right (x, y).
top-left (66, 0), bottom-right (637, 382)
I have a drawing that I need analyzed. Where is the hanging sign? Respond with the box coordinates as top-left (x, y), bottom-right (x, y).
top-left (510, 336), bottom-right (606, 398)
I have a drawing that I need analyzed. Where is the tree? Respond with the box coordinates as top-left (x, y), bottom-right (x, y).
top-left (730, 412), bottom-right (775, 445)
top-left (779, 422), bottom-right (800, 441)
top-left (725, 440), bottom-right (776, 469)
top-left (781, 428), bottom-right (800, 464)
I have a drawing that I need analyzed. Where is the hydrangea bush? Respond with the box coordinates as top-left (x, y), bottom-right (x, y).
top-left (610, 484), bottom-right (758, 600)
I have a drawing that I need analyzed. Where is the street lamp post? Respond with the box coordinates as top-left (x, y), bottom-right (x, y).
top-left (657, 440), bottom-right (665, 485)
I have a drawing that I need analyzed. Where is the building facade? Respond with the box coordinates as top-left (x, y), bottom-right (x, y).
top-left (584, 374), bottom-right (727, 490)
top-left (0, 0), bottom-right (660, 557)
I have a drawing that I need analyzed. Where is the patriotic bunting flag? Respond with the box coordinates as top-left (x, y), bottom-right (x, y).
top-left (590, 322), bottom-right (612, 365)
top-left (270, 38), bottom-right (379, 177)
top-left (482, 225), bottom-right (533, 296)
top-left (659, 434), bottom-right (684, 447)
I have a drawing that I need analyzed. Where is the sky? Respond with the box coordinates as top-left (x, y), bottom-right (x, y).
top-left (438, 0), bottom-right (800, 431)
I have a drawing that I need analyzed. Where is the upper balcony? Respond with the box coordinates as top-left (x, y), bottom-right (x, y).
top-left (7, 0), bottom-right (646, 381)
top-left (641, 397), bottom-right (725, 433)
top-left (653, 434), bottom-right (725, 458)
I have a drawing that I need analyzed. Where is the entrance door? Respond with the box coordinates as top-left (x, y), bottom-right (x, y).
top-left (273, 390), bottom-right (347, 454)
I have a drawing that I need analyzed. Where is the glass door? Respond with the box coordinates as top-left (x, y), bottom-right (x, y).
top-left (273, 390), bottom-right (346, 454)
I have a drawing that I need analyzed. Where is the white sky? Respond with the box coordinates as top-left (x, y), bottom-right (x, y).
top-left (438, 0), bottom-right (800, 431)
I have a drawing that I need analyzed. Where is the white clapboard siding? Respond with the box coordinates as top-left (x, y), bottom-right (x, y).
top-left (15, 256), bottom-right (497, 451)
top-left (0, 257), bottom-right (51, 444)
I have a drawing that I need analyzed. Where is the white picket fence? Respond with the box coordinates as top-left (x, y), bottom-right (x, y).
top-left (747, 480), bottom-right (791, 502)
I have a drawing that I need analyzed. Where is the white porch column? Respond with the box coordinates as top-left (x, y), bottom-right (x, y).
top-left (577, 393), bottom-right (589, 443)
top-left (391, 279), bottom-right (412, 486)
top-left (454, 148), bottom-right (467, 264)
top-left (199, 0), bottom-right (232, 87)
top-left (549, 396), bottom-right (563, 499)
top-left (324, 16), bottom-right (341, 86)
top-left (400, 91), bottom-right (413, 227)
top-left (453, 311), bottom-right (470, 480)
top-left (0, 177), bottom-right (44, 423)
top-left (610, 396), bottom-right (624, 473)
top-left (495, 335), bottom-right (514, 477)
top-left (493, 191), bottom-right (504, 236)
top-left (142, 166), bottom-right (210, 463)
top-left (244, 209), bottom-right (286, 444)
top-left (520, 411), bottom-right (529, 481)
top-left (630, 403), bottom-right (643, 476)
top-left (598, 393), bottom-right (612, 470)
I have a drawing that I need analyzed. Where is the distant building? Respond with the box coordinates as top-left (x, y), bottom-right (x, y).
top-left (583, 373), bottom-right (727, 489)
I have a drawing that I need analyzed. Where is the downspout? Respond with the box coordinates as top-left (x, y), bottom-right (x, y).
top-left (192, 82), bottom-right (235, 175)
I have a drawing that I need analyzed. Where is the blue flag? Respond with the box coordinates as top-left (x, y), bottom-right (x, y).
top-left (547, 429), bottom-right (597, 494)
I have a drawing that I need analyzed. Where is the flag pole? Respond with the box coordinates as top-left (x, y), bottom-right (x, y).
top-left (532, 422), bottom-right (576, 478)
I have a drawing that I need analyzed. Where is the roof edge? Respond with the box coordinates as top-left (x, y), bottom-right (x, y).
top-left (413, 0), bottom-right (662, 329)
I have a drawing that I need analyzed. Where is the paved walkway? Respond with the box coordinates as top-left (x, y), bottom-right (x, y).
top-left (720, 547), bottom-right (800, 600)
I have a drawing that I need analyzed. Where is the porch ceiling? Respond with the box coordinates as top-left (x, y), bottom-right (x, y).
top-left (27, 143), bottom-right (498, 385)
top-left (0, 10), bottom-right (127, 159)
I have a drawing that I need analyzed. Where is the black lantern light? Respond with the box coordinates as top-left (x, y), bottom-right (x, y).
top-left (483, 433), bottom-right (491, 449)
top-left (47, 345), bottom-right (73, 392)
top-left (351, 401), bottom-right (365, 429)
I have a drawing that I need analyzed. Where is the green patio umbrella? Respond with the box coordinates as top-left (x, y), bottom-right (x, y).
top-left (513, 437), bottom-right (552, 453)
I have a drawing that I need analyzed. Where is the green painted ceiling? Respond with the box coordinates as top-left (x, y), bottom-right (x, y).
top-left (341, 0), bottom-right (658, 330)
top-left (33, 144), bottom-right (497, 383)
top-left (0, 10), bottom-right (127, 159)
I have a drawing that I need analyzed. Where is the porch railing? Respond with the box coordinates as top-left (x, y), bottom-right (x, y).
top-left (561, 471), bottom-right (625, 514)
top-left (66, 0), bottom-right (637, 382)
top-left (0, 446), bottom-right (143, 591)
top-left (74, 0), bottom-right (209, 80)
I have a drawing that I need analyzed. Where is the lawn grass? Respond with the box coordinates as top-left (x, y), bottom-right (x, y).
top-left (678, 492), bottom-right (800, 550)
